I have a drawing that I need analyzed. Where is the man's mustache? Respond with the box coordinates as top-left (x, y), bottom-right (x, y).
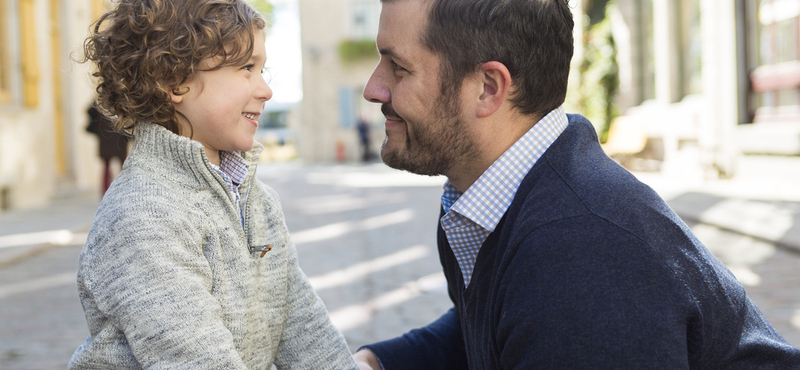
top-left (381, 104), bottom-right (402, 120)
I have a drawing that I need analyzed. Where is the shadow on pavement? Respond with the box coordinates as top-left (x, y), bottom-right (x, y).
top-left (668, 192), bottom-right (800, 253)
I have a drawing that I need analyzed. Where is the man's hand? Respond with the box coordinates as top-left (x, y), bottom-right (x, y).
top-left (353, 348), bottom-right (382, 370)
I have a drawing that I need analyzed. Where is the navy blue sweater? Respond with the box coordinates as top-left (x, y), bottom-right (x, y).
top-left (365, 115), bottom-right (800, 369)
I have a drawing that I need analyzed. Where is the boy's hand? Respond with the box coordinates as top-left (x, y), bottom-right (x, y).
top-left (353, 349), bottom-right (382, 370)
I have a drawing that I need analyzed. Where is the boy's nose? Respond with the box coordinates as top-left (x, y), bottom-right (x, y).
top-left (256, 77), bottom-right (273, 101)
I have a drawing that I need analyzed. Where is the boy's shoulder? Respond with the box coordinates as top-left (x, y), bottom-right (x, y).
top-left (99, 167), bottom-right (201, 218)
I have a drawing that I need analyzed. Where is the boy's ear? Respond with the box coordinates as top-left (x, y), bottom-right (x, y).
top-left (168, 87), bottom-right (184, 104)
top-left (167, 80), bottom-right (192, 104)
top-left (475, 61), bottom-right (511, 118)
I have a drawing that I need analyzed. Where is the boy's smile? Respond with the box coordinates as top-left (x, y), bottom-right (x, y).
top-left (170, 29), bottom-right (272, 165)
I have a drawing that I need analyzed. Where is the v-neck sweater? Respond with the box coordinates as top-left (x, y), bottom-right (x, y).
top-left (364, 115), bottom-right (800, 369)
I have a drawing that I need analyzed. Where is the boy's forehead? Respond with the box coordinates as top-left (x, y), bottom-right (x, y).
top-left (201, 27), bottom-right (266, 67)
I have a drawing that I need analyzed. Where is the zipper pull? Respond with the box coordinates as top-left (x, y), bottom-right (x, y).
top-left (250, 244), bottom-right (272, 258)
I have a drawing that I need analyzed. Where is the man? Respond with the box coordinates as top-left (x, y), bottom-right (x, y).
top-left (352, 0), bottom-right (800, 369)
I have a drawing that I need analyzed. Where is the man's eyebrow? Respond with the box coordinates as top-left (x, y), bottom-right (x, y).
top-left (379, 47), bottom-right (410, 66)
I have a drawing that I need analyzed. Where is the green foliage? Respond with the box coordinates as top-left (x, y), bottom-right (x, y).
top-left (247, 0), bottom-right (274, 26)
top-left (572, 1), bottom-right (620, 143)
top-left (584, 0), bottom-right (612, 26)
top-left (338, 39), bottom-right (378, 63)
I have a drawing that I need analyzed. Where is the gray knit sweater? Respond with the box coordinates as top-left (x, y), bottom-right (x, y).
top-left (69, 123), bottom-right (358, 369)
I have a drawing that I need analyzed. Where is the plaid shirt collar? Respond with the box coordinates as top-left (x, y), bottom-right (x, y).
top-left (441, 106), bottom-right (568, 286)
top-left (216, 151), bottom-right (249, 188)
top-left (209, 151), bottom-right (250, 228)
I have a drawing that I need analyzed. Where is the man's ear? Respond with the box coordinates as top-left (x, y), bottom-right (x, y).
top-left (475, 61), bottom-right (511, 118)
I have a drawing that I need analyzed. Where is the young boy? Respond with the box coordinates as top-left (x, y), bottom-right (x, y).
top-left (69, 0), bottom-right (359, 368)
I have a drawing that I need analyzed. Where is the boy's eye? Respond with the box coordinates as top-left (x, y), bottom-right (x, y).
top-left (242, 64), bottom-right (255, 71)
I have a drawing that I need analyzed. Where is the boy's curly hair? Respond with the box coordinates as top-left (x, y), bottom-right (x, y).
top-left (82, 0), bottom-right (266, 135)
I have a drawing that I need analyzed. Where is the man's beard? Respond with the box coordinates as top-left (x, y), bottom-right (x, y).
top-left (380, 95), bottom-right (477, 177)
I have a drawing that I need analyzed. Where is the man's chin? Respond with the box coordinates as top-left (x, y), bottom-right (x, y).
top-left (380, 146), bottom-right (443, 177)
top-left (381, 146), bottom-right (412, 172)
top-left (379, 146), bottom-right (403, 170)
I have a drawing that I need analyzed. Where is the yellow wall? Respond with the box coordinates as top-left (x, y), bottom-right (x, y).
top-left (0, 0), bottom-right (104, 211)
top-left (19, 0), bottom-right (39, 108)
top-left (0, 0), bottom-right (9, 104)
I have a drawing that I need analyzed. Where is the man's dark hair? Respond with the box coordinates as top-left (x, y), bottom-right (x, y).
top-left (422, 0), bottom-right (574, 117)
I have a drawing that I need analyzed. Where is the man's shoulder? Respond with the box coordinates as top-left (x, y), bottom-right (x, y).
top-left (506, 128), bottom-right (677, 246)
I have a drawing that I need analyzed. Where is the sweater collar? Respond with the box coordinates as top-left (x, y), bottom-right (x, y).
top-left (126, 122), bottom-right (263, 185)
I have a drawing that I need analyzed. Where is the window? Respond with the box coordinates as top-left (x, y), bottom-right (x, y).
top-left (749, 0), bottom-right (800, 123)
top-left (349, 1), bottom-right (380, 39)
top-left (758, 0), bottom-right (800, 65)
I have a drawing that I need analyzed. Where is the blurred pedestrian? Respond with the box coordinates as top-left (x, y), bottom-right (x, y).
top-left (357, 116), bottom-right (373, 162)
top-left (85, 103), bottom-right (128, 196)
top-left (353, 0), bottom-right (800, 369)
top-left (70, 0), bottom-right (358, 369)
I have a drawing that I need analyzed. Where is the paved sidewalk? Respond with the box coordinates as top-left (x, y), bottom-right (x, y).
top-left (632, 155), bottom-right (800, 253)
top-left (0, 156), bottom-right (798, 369)
top-left (0, 191), bottom-right (99, 267)
top-left (1, 154), bottom-right (798, 265)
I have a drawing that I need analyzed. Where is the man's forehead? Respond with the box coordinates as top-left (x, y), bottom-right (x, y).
top-left (380, 0), bottom-right (433, 5)
top-left (377, 0), bottom-right (430, 39)
top-left (376, 0), bottom-right (438, 59)
top-left (379, 0), bottom-right (432, 18)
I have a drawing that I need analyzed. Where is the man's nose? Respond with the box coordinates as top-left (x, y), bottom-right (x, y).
top-left (363, 67), bottom-right (390, 104)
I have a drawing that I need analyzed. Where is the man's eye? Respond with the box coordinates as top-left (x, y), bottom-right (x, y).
top-left (391, 60), bottom-right (405, 72)
top-left (242, 64), bottom-right (255, 71)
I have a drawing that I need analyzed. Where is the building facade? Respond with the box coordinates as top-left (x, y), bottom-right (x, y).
top-left (0, 0), bottom-right (106, 211)
top-left (298, 0), bottom-right (384, 162)
top-left (299, 0), bottom-right (800, 175)
top-left (607, 0), bottom-right (800, 177)
top-left (738, 0), bottom-right (800, 153)
top-left (298, 0), bottom-right (585, 162)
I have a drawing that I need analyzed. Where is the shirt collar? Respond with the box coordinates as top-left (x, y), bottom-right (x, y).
top-left (217, 151), bottom-right (249, 186)
top-left (442, 106), bottom-right (568, 231)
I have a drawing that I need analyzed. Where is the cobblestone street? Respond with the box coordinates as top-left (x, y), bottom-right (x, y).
top-left (0, 160), bottom-right (798, 369)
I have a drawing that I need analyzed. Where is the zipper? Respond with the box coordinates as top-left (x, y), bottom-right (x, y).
top-left (240, 164), bottom-right (272, 259)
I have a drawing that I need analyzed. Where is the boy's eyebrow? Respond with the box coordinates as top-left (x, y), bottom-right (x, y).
top-left (250, 53), bottom-right (266, 64)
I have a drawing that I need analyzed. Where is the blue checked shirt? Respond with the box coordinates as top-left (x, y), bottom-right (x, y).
top-left (440, 106), bottom-right (569, 287)
top-left (210, 151), bottom-right (250, 229)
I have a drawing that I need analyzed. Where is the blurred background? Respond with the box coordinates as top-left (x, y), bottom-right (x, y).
top-left (1, 0), bottom-right (799, 368)
top-left (2, 0), bottom-right (799, 208)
